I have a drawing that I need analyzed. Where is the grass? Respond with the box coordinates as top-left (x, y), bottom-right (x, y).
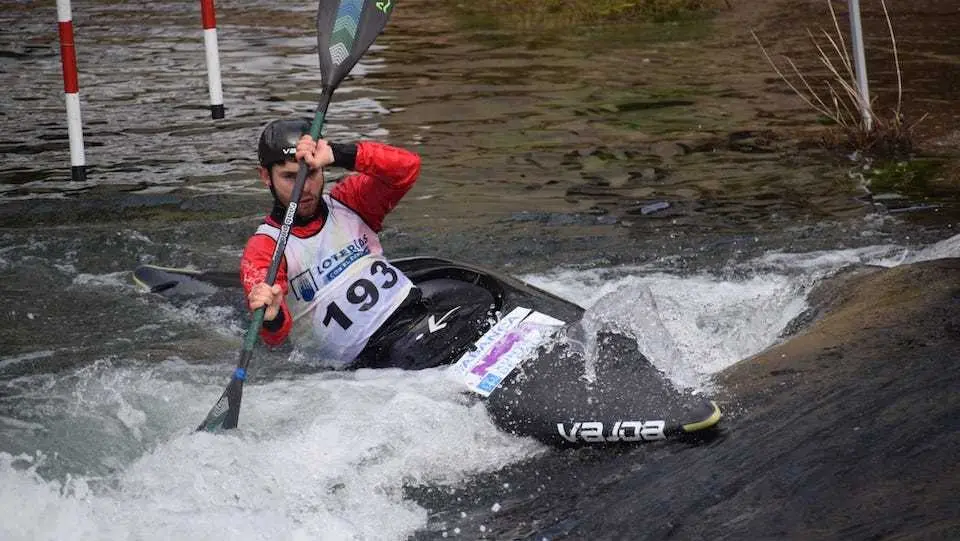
top-left (866, 158), bottom-right (942, 195)
top-left (753, 0), bottom-right (926, 159)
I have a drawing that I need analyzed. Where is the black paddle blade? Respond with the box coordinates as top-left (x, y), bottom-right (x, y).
top-left (316, 0), bottom-right (394, 88)
top-left (197, 373), bottom-right (244, 432)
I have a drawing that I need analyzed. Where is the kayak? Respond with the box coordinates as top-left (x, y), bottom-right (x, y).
top-left (134, 257), bottom-right (721, 446)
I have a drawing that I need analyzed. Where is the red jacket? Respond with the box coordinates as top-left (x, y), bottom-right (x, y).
top-left (240, 141), bottom-right (421, 345)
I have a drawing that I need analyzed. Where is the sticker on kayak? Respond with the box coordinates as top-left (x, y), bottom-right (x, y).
top-left (449, 306), bottom-right (566, 396)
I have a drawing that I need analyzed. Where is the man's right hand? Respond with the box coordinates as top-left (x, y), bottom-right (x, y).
top-left (248, 282), bottom-right (283, 320)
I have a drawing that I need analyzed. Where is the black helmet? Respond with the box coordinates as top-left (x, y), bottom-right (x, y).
top-left (257, 118), bottom-right (311, 168)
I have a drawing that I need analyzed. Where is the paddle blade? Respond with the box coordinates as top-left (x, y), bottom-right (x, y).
top-left (316, 0), bottom-right (394, 88)
top-left (197, 376), bottom-right (244, 432)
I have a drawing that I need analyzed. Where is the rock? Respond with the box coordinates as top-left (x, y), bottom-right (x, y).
top-left (416, 259), bottom-right (960, 540)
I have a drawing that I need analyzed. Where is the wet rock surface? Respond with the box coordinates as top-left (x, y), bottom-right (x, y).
top-left (411, 258), bottom-right (960, 540)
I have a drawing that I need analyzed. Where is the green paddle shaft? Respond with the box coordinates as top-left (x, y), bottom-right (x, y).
top-left (240, 88), bottom-right (332, 356)
top-left (197, 0), bottom-right (396, 433)
top-left (200, 91), bottom-right (331, 433)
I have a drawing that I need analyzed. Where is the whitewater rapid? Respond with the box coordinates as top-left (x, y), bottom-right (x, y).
top-left (2, 234), bottom-right (957, 541)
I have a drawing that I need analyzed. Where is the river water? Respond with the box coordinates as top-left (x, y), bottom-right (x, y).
top-left (1, 0), bottom-right (957, 539)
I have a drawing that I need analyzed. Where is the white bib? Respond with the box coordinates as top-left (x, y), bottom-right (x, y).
top-left (255, 195), bottom-right (413, 366)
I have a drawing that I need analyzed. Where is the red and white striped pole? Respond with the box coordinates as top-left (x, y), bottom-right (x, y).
top-left (200, 0), bottom-right (225, 119)
top-left (56, 0), bottom-right (86, 181)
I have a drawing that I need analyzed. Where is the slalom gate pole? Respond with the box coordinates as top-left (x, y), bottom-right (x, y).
top-left (56, 0), bottom-right (87, 182)
top-left (847, 0), bottom-right (873, 132)
top-left (200, 0), bottom-right (225, 119)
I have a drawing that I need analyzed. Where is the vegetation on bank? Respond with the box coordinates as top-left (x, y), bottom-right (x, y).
top-left (754, 0), bottom-right (922, 159)
top-left (453, 0), bottom-right (726, 28)
top-left (458, 0), bottom-right (926, 163)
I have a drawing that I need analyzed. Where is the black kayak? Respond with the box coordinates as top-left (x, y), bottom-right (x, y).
top-left (134, 257), bottom-right (721, 446)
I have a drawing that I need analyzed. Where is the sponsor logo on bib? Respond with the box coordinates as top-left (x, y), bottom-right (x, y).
top-left (290, 269), bottom-right (319, 301)
top-left (320, 235), bottom-right (370, 283)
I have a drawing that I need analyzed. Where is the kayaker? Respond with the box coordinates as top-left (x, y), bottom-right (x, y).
top-left (242, 118), bottom-right (494, 369)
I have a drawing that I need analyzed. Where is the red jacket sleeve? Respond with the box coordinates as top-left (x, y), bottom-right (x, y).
top-left (330, 141), bottom-right (421, 231)
top-left (240, 233), bottom-right (293, 346)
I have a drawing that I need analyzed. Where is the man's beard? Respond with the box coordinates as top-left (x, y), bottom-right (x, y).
top-left (267, 181), bottom-right (324, 226)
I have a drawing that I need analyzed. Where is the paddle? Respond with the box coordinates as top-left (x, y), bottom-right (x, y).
top-left (133, 265), bottom-right (241, 294)
top-left (197, 0), bottom-right (396, 433)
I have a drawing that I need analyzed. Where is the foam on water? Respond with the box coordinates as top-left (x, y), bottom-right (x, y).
top-left (524, 269), bottom-right (812, 390)
top-left (0, 362), bottom-right (541, 541)
top-left (754, 232), bottom-right (960, 271)
top-left (2, 264), bottom-right (817, 539)
top-left (153, 302), bottom-right (245, 339)
top-left (524, 232), bottom-right (960, 390)
top-left (3, 235), bottom-right (958, 540)
top-left (72, 271), bottom-right (132, 289)
top-left (0, 350), bottom-right (56, 371)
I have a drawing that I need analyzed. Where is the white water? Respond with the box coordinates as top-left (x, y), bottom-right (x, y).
top-left (2, 235), bottom-right (957, 541)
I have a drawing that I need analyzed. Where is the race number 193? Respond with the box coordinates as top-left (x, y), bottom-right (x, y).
top-left (322, 261), bottom-right (398, 330)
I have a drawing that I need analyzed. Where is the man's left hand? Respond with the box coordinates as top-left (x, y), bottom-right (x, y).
top-left (296, 135), bottom-right (335, 169)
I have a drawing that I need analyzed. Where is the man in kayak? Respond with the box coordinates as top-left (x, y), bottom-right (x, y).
top-left (242, 118), bottom-right (494, 370)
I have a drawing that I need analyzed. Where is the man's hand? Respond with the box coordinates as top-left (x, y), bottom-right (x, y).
top-left (296, 135), bottom-right (335, 170)
top-left (248, 282), bottom-right (283, 321)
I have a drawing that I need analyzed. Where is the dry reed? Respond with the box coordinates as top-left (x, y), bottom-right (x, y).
top-left (753, 0), bottom-right (924, 157)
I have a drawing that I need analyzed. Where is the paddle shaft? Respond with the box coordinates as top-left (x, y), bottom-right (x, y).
top-left (198, 0), bottom-right (396, 433)
top-left (221, 91), bottom-right (332, 430)
top-left (240, 88), bottom-right (332, 360)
